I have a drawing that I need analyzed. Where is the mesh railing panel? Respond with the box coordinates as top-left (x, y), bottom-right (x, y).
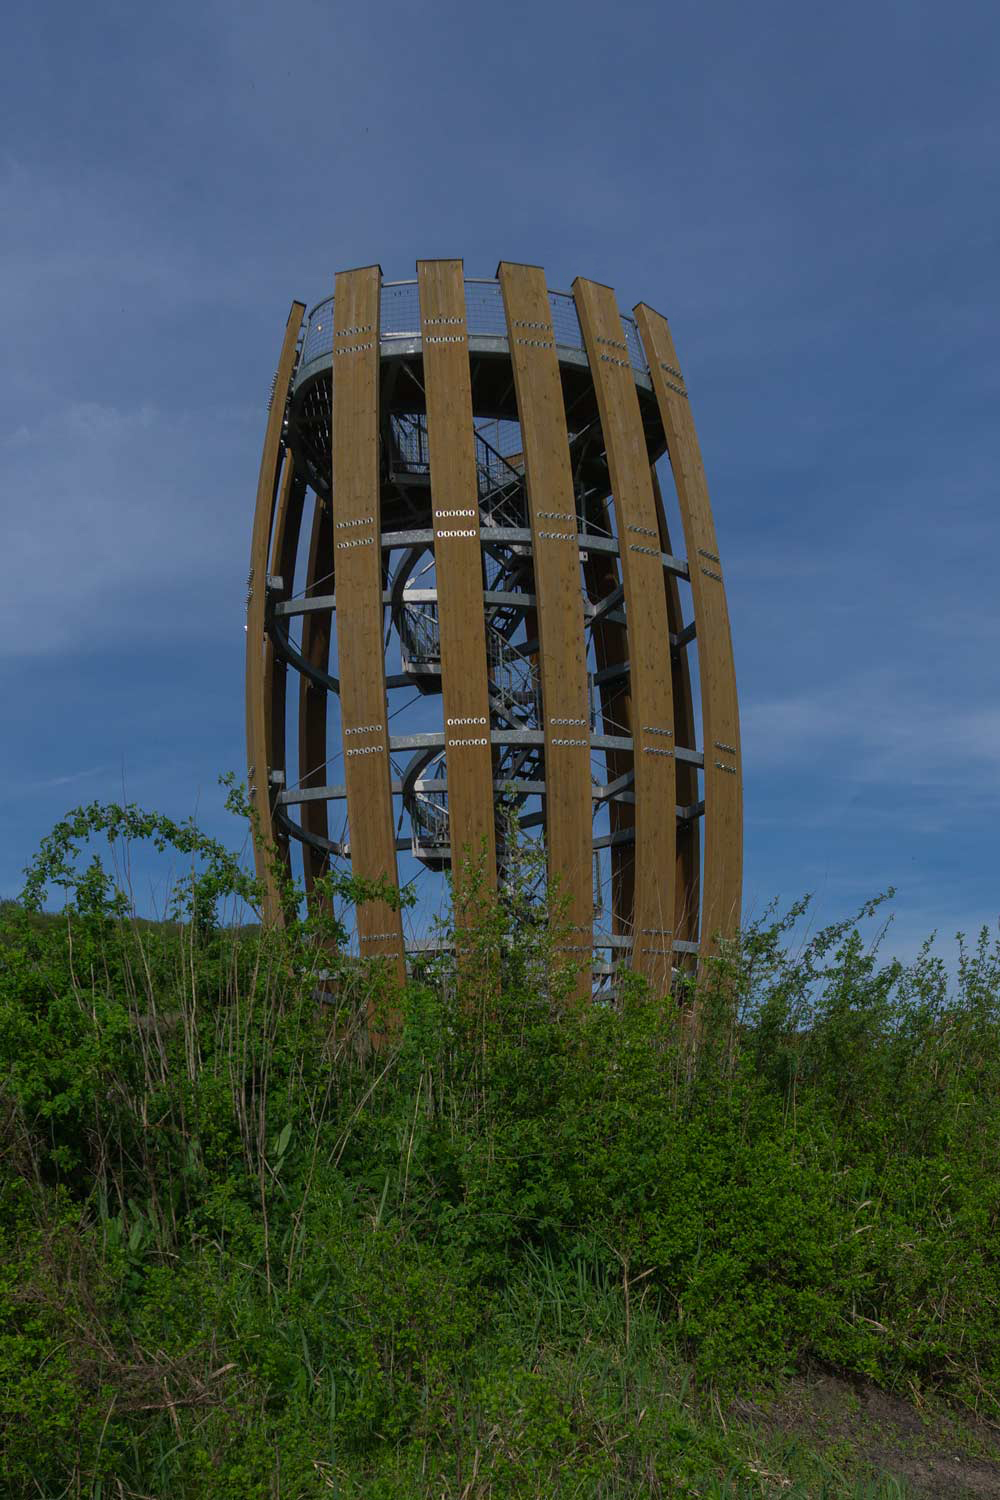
top-left (390, 414), bottom-right (430, 473)
top-left (475, 417), bottom-right (523, 462)
top-left (463, 280), bottom-right (507, 337)
top-left (548, 291), bottom-right (583, 349)
top-left (412, 795), bottom-right (449, 845)
top-left (549, 291), bottom-right (647, 373)
top-left (488, 634), bottom-right (542, 725)
top-left (300, 296), bottom-right (335, 368)
top-left (622, 317), bottom-right (647, 373)
top-left (295, 281), bottom-right (649, 383)
top-left (400, 601), bottom-right (440, 664)
top-left (380, 282), bottom-right (421, 338)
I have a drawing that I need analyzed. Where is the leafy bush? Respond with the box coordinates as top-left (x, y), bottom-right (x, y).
top-left (1, 794), bottom-right (998, 1495)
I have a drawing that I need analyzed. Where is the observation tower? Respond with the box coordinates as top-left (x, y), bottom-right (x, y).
top-left (246, 261), bottom-right (741, 993)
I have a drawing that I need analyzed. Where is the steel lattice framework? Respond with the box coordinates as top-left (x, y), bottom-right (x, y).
top-left (246, 261), bottom-right (742, 994)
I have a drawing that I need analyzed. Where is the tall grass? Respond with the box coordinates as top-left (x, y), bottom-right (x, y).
top-left (1, 796), bottom-right (998, 1496)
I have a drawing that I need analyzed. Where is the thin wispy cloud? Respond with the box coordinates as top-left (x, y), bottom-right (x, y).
top-left (744, 677), bottom-right (1000, 782)
top-left (41, 766), bottom-right (107, 787)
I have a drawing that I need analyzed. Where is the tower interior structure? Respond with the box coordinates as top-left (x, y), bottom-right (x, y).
top-left (246, 260), bottom-right (742, 994)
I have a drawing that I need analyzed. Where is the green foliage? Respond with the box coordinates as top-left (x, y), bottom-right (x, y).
top-left (1, 794), bottom-right (998, 1495)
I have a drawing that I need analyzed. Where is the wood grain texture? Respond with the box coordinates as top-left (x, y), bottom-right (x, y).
top-left (573, 278), bottom-right (676, 992)
top-left (246, 301), bottom-right (305, 923)
top-left (417, 260), bottom-right (497, 907)
top-left (634, 304), bottom-right (742, 954)
top-left (264, 456), bottom-right (307, 880)
top-left (498, 262), bottom-right (592, 989)
top-left (583, 548), bottom-right (635, 937)
top-left (651, 467), bottom-right (700, 949)
top-left (298, 494), bottom-right (334, 904)
top-left (332, 266), bottom-right (405, 987)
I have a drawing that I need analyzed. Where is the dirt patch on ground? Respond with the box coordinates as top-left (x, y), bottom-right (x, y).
top-left (733, 1370), bottom-right (1000, 1497)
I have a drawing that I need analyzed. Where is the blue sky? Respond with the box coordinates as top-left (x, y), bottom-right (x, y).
top-left (2, 0), bottom-right (998, 959)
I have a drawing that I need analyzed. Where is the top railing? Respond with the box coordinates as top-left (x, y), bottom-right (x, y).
top-left (295, 278), bottom-right (649, 386)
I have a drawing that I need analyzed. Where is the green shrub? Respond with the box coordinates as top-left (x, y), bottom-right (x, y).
top-left (0, 793), bottom-right (997, 1495)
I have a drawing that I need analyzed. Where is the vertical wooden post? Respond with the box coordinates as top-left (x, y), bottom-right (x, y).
top-left (246, 301), bottom-right (305, 923)
top-left (265, 457), bottom-right (308, 881)
top-left (634, 304), bottom-right (742, 954)
top-left (651, 468), bottom-right (700, 949)
top-left (298, 495), bottom-right (334, 905)
top-left (417, 260), bottom-right (497, 918)
top-left (332, 267), bottom-right (406, 1003)
top-left (574, 278), bottom-right (677, 992)
top-left (498, 261), bottom-right (593, 996)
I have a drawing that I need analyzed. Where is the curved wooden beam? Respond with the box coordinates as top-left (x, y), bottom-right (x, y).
top-left (651, 467), bottom-right (700, 951)
top-left (633, 305), bottom-right (742, 954)
top-left (498, 261), bottom-right (592, 992)
top-left (416, 259), bottom-right (497, 910)
top-left (331, 265), bottom-right (406, 992)
top-left (574, 279), bottom-right (677, 993)
top-left (583, 547), bottom-right (635, 941)
top-left (246, 300), bottom-right (305, 924)
top-left (265, 456), bottom-right (307, 880)
top-left (297, 494), bottom-right (334, 905)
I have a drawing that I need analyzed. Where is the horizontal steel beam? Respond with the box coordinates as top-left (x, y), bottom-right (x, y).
top-left (295, 334), bottom-right (654, 395)
top-left (279, 779), bottom-right (705, 822)
top-left (381, 728), bottom-right (705, 765)
top-left (275, 587), bottom-right (543, 618)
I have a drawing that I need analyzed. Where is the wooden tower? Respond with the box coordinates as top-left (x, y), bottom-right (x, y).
top-left (246, 261), bottom-right (741, 993)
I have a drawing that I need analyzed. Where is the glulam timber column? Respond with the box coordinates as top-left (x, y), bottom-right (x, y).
top-left (498, 262), bottom-right (592, 990)
top-left (331, 266), bottom-right (405, 985)
top-left (634, 305), bottom-right (742, 953)
top-left (298, 497), bottom-right (334, 903)
top-left (417, 260), bottom-right (497, 908)
top-left (583, 550), bottom-right (635, 940)
top-left (574, 278), bottom-right (677, 992)
top-left (246, 300), bottom-right (305, 923)
top-left (250, 263), bottom-right (742, 996)
top-left (264, 457), bottom-right (308, 878)
top-left (651, 469), bottom-right (700, 950)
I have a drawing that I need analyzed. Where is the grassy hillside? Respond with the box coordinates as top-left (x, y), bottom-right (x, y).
top-left (1, 799), bottom-right (999, 1497)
